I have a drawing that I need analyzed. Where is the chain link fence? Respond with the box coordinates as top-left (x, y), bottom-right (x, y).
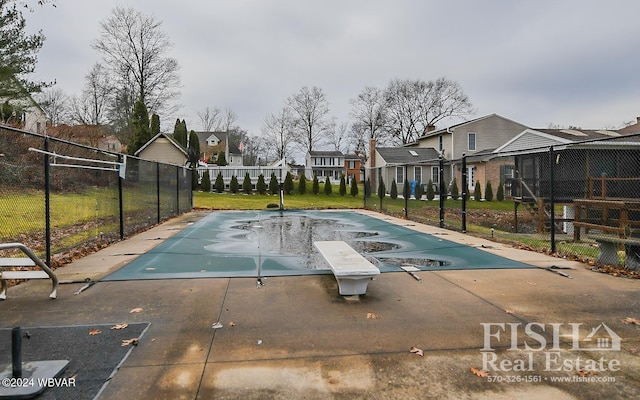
top-left (365, 132), bottom-right (640, 271)
top-left (0, 126), bottom-right (192, 267)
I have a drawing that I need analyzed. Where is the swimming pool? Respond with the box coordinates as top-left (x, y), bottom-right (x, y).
top-left (103, 210), bottom-right (533, 281)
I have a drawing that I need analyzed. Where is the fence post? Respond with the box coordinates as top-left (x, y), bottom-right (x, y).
top-left (461, 154), bottom-right (467, 233)
top-left (549, 146), bottom-right (556, 253)
top-left (439, 155), bottom-right (445, 228)
top-left (175, 167), bottom-right (180, 215)
top-left (118, 154), bottom-right (124, 240)
top-left (156, 163), bottom-right (161, 224)
top-left (44, 137), bottom-right (51, 266)
top-left (404, 165), bottom-right (408, 219)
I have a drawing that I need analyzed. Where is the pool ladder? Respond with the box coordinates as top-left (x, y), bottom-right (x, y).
top-left (0, 243), bottom-right (58, 300)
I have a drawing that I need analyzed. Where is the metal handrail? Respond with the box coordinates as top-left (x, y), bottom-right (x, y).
top-left (0, 242), bottom-right (58, 299)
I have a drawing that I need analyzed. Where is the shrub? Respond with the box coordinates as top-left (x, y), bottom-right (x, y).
top-left (192, 168), bottom-right (199, 191)
top-left (256, 174), bottom-right (266, 194)
top-left (298, 172), bottom-right (306, 194)
top-left (242, 172), bottom-right (252, 194)
top-left (312, 174), bottom-right (320, 195)
top-left (403, 179), bottom-right (410, 199)
top-left (414, 181), bottom-right (423, 200)
top-left (364, 178), bottom-right (371, 198)
top-left (269, 173), bottom-right (279, 194)
top-left (324, 176), bottom-right (332, 195)
top-left (229, 175), bottom-right (239, 193)
top-left (426, 179), bottom-right (435, 201)
top-left (284, 172), bottom-right (294, 194)
top-left (350, 176), bottom-right (358, 197)
top-left (485, 181), bottom-right (493, 202)
top-left (474, 180), bottom-right (482, 201)
top-left (214, 172), bottom-right (224, 193)
top-left (339, 174), bottom-right (347, 196)
top-left (201, 170), bottom-right (211, 192)
top-left (450, 179), bottom-right (459, 200)
top-left (496, 181), bottom-right (504, 201)
top-left (377, 178), bottom-right (385, 206)
top-left (390, 179), bottom-right (398, 199)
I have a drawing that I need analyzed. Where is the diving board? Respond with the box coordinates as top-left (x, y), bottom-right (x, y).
top-left (314, 241), bottom-right (380, 296)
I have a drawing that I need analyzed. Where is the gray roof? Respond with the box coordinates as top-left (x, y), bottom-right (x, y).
top-left (534, 128), bottom-right (624, 141)
top-left (377, 147), bottom-right (440, 164)
top-left (309, 150), bottom-right (344, 157)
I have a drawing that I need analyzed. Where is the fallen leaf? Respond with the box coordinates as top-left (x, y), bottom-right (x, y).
top-left (121, 338), bottom-right (139, 347)
top-left (212, 322), bottom-right (223, 329)
top-left (470, 367), bottom-right (489, 378)
top-left (409, 346), bottom-right (424, 357)
top-left (366, 312), bottom-right (379, 319)
top-left (229, 321), bottom-right (236, 327)
top-left (505, 309), bottom-right (514, 314)
top-left (577, 369), bottom-right (597, 377)
top-left (89, 328), bottom-right (102, 336)
top-left (621, 317), bottom-right (640, 325)
top-left (129, 307), bottom-right (143, 313)
top-left (110, 323), bottom-right (129, 330)
top-left (627, 348), bottom-right (638, 355)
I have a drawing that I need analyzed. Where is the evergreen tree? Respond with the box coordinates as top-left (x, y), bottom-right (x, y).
top-left (284, 172), bottom-right (294, 194)
top-left (298, 172), bottom-right (307, 194)
top-left (474, 180), bottom-right (482, 201)
top-left (173, 118), bottom-right (187, 147)
top-left (496, 181), bottom-right (505, 202)
top-left (365, 178), bottom-right (371, 198)
top-left (450, 179), bottom-right (459, 200)
top-left (214, 172), bottom-right (224, 193)
top-left (201, 170), bottom-right (211, 192)
top-left (390, 179), bottom-right (398, 199)
top-left (188, 130), bottom-right (200, 155)
top-left (128, 100), bottom-right (151, 155)
top-left (312, 174), bottom-right (320, 195)
top-left (217, 151), bottom-right (227, 166)
top-left (414, 181), bottom-right (424, 200)
top-left (350, 176), bottom-right (359, 197)
top-left (269, 173), bottom-right (279, 194)
top-left (242, 172), bottom-right (252, 194)
top-left (191, 168), bottom-right (198, 191)
top-left (426, 179), bottom-right (435, 201)
top-left (339, 174), bottom-right (347, 196)
top-left (324, 176), bottom-right (332, 195)
top-left (403, 179), bottom-right (410, 199)
top-left (256, 174), bottom-right (267, 194)
top-left (229, 175), bottom-right (239, 193)
top-left (377, 178), bottom-right (386, 207)
top-left (485, 181), bottom-right (493, 202)
top-left (150, 113), bottom-right (160, 135)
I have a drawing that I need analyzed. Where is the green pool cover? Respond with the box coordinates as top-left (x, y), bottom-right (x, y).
top-left (103, 210), bottom-right (533, 281)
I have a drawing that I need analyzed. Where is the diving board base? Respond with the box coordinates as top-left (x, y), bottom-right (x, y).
top-left (314, 241), bottom-right (380, 296)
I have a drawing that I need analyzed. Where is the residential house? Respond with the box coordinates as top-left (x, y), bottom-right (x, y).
top-left (306, 151), bottom-right (345, 183)
top-left (344, 153), bottom-right (362, 183)
top-left (618, 116), bottom-right (640, 134)
top-left (47, 124), bottom-right (122, 153)
top-left (135, 132), bottom-right (189, 166)
top-left (411, 114), bottom-right (529, 196)
top-left (368, 139), bottom-right (440, 196)
top-left (193, 131), bottom-right (243, 166)
top-left (0, 78), bottom-right (49, 134)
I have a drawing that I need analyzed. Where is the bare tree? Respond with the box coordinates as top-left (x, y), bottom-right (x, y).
top-left (92, 6), bottom-right (180, 115)
top-left (197, 106), bottom-right (221, 131)
top-left (261, 106), bottom-right (295, 162)
top-left (70, 63), bottom-right (111, 125)
top-left (383, 77), bottom-right (474, 145)
top-left (287, 86), bottom-right (331, 153)
top-left (326, 119), bottom-right (349, 153)
top-left (35, 88), bottom-right (70, 126)
top-left (349, 86), bottom-right (388, 142)
top-left (221, 107), bottom-right (237, 132)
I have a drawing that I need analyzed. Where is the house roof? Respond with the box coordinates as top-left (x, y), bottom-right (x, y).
top-left (534, 128), bottom-right (622, 141)
top-left (309, 150), bottom-right (344, 157)
top-left (134, 132), bottom-right (188, 157)
top-left (344, 153), bottom-right (361, 161)
top-left (416, 113), bottom-right (526, 140)
top-left (377, 147), bottom-right (440, 164)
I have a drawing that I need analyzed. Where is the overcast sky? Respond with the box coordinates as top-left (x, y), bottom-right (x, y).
top-left (25, 0), bottom-right (640, 142)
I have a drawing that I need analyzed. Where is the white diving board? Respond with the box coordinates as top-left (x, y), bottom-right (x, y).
top-left (314, 241), bottom-right (380, 296)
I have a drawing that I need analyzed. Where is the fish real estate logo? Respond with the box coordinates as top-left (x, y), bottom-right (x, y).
top-left (480, 322), bottom-right (622, 373)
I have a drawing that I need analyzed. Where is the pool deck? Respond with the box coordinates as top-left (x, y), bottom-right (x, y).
top-left (1, 209), bottom-right (639, 399)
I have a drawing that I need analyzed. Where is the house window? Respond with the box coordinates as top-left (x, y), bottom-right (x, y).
top-left (468, 132), bottom-right (476, 151)
top-left (431, 166), bottom-right (439, 185)
top-left (467, 166), bottom-right (475, 190)
top-left (414, 166), bottom-right (422, 183)
top-left (396, 166), bottom-right (404, 183)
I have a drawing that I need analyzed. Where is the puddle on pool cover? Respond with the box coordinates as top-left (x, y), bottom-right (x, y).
top-left (205, 213), bottom-right (411, 269)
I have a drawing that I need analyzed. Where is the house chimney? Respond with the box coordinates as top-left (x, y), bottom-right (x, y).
top-left (637, 116), bottom-right (640, 124)
top-left (426, 125), bottom-right (436, 133)
top-left (369, 139), bottom-right (376, 168)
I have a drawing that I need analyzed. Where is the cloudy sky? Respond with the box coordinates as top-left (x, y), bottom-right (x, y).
top-left (25, 0), bottom-right (640, 141)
